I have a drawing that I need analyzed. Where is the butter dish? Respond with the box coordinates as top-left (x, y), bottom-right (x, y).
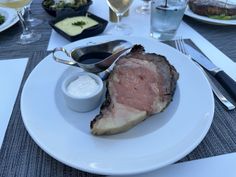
top-left (49, 12), bottom-right (108, 41)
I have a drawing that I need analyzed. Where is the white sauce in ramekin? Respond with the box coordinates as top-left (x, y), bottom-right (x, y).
top-left (67, 75), bottom-right (99, 98)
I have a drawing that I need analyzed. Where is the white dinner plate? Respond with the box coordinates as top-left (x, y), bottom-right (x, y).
top-left (185, 6), bottom-right (236, 25)
top-left (0, 7), bottom-right (18, 32)
top-left (21, 35), bottom-right (214, 175)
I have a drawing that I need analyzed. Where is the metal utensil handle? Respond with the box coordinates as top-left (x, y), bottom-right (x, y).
top-left (97, 48), bottom-right (131, 81)
top-left (52, 47), bottom-right (77, 66)
top-left (203, 70), bottom-right (235, 111)
top-left (98, 68), bottom-right (112, 81)
top-left (175, 38), bottom-right (235, 110)
top-left (214, 71), bottom-right (236, 102)
top-left (192, 60), bottom-right (235, 111)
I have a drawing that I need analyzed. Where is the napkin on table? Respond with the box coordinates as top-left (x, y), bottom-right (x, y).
top-left (112, 152), bottom-right (236, 177)
top-left (0, 58), bottom-right (28, 148)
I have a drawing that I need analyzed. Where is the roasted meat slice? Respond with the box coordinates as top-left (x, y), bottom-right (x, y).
top-left (90, 45), bottom-right (179, 135)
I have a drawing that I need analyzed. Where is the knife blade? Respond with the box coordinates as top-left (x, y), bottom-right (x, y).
top-left (184, 43), bottom-right (236, 102)
top-left (184, 44), bottom-right (221, 74)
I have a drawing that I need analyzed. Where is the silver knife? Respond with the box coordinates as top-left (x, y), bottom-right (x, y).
top-left (185, 43), bottom-right (236, 102)
top-left (201, 67), bottom-right (235, 110)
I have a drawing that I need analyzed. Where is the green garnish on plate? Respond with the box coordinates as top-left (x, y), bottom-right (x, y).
top-left (209, 14), bottom-right (236, 20)
top-left (0, 14), bottom-right (5, 25)
top-left (72, 20), bottom-right (86, 28)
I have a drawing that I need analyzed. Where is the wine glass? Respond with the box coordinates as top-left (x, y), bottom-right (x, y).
top-left (136, 0), bottom-right (151, 14)
top-left (25, 3), bottom-right (42, 27)
top-left (106, 0), bottom-right (134, 35)
top-left (0, 0), bottom-right (41, 44)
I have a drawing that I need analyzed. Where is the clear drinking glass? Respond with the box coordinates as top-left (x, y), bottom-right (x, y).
top-left (25, 3), bottom-right (42, 27)
top-left (106, 0), bottom-right (134, 35)
top-left (136, 0), bottom-right (151, 15)
top-left (150, 0), bottom-right (187, 40)
top-left (0, 0), bottom-right (41, 44)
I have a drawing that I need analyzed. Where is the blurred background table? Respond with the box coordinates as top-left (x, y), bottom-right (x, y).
top-left (0, 0), bottom-right (236, 61)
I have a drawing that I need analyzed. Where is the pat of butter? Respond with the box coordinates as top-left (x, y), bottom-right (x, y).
top-left (55, 16), bottom-right (98, 36)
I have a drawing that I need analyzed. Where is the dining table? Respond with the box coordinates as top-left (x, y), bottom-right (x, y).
top-left (0, 0), bottom-right (236, 176)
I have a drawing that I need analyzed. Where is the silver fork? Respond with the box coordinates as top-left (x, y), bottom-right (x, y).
top-left (175, 38), bottom-right (235, 111)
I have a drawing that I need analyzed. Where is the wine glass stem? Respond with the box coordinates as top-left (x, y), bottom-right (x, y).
top-left (25, 4), bottom-right (34, 21)
top-left (25, 6), bottom-right (31, 21)
top-left (117, 14), bottom-right (121, 26)
top-left (143, 1), bottom-right (149, 9)
top-left (17, 10), bottom-right (30, 35)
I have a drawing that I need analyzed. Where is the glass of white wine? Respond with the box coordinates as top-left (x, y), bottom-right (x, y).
top-left (107, 0), bottom-right (134, 35)
top-left (0, 0), bottom-right (41, 44)
top-left (136, 0), bottom-right (151, 14)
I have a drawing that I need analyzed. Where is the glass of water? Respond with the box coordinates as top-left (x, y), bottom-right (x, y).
top-left (150, 0), bottom-right (187, 40)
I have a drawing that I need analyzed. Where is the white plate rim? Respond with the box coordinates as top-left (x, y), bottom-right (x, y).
top-left (0, 7), bottom-right (18, 32)
top-left (185, 6), bottom-right (236, 25)
top-left (20, 35), bottom-right (215, 175)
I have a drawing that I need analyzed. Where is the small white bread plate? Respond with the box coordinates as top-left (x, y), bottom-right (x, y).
top-left (21, 35), bottom-right (214, 175)
top-left (185, 6), bottom-right (236, 25)
top-left (0, 7), bottom-right (18, 32)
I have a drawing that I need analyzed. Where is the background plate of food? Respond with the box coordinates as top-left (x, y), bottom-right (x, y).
top-left (42, 0), bottom-right (93, 17)
top-left (185, 0), bottom-right (236, 25)
top-left (21, 35), bottom-right (214, 175)
top-left (0, 7), bottom-right (18, 32)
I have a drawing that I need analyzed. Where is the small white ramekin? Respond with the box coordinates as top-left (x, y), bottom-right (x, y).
top-left (61, 72), bottom-right (104, 112)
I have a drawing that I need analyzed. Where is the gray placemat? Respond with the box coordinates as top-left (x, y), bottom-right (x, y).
top-left (183, 16), bottom-right (236, 63)
top-left (0, 51), bottom-right (101, 177)
top-left (0, 50), bottom-right (236, 177)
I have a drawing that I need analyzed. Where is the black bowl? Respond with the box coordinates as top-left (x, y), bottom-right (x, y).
top-left (42, 0), bottom-right (93, 17)
top-left (49, 12), bottom-right (108, 42)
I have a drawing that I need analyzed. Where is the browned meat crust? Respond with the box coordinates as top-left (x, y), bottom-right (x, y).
top-left (90, 45), bottom-right (179, 135)
top-left (189, 0), bottom-right (236, 16)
